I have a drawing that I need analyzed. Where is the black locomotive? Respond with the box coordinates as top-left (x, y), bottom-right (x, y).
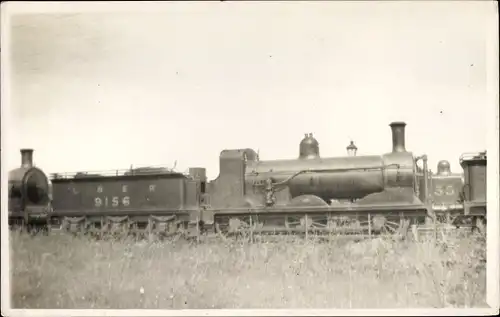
top-left (8, 149), bottom-right (51, 230)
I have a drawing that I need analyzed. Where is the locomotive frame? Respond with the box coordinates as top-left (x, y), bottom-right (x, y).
top-left (7, 121), bottom-right (488, 240)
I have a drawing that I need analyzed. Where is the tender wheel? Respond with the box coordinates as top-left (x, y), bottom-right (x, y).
top-left (474, 217), bottom-right (486, 235)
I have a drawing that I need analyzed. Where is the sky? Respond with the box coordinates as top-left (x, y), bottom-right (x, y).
top-left (2, 1), bottom-right (498, 180)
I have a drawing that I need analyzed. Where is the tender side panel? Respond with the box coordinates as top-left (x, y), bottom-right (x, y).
top-left (460, 154), bottom-right (487, 204)
top-left (467, 164), bottom-right (487, 202)
top-left (430, 175), bottom-right (463, 205)
top-left (51, 176), bottom-right (187, 212)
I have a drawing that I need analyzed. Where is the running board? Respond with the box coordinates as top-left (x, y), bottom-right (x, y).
top-left (214, 203), bottom-right (428, 215)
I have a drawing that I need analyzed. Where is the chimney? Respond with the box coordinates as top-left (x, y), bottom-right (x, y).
top-left (389, 122), bottom-right (406, 153)
top-left (21, 149), bottom-right (34, 168)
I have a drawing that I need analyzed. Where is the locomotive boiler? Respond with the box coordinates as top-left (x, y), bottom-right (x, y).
top-left (250, 122), bottom-right (417, 203)
top-left (8, 149), bottom-right (51, 228)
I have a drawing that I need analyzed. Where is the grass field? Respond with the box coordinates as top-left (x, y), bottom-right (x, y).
top-left (9, 230), bottom-right (487, 309)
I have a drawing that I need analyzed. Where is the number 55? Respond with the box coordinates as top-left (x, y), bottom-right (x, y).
top-left (434, 185), bottom-right (455, 196)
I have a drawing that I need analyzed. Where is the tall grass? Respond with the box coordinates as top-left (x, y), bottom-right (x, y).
top-left (9, 230), bottom-right (486, 309)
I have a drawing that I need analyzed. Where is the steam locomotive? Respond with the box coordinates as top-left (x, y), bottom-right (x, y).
top-left (7, 121), bottom-right (488, 239)
top-left (426, 154), bottom-right (487, 231)
top-left (8, 149), bottom-right (52, 230)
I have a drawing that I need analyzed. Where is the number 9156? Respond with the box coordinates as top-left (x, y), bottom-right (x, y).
top-left (95, 196), bottom-right (131, 207)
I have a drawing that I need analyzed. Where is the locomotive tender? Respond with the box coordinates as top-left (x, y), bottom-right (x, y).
top-left (7, 121), bottom-right (488, 238)
top-left (459, 151), bottom-right (487, 230)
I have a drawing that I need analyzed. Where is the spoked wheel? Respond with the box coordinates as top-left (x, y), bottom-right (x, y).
top-left (213, 215), bottom-right (261, 242)
top-left (10, 219), bottom-right (27, 233)
top-left (284, 214), bottom-right (333, 239)
top-left (284, 214), bottom-right (315, 230)
top-left (27, 224), bottom-right (49, 236)
top-left (437, 212), bottom-right (460, 227)
top-left (369, 214), bottom-right (411, 241)
top-left (474, 217), bottom-right (486, 235)
top-left (284, 214), bottom-right (309, 239)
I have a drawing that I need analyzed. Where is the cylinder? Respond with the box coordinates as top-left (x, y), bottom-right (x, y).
top-left (389, 122), bottom-right (406, 153)
top-left (21, 149), bottom-right (34, 168)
